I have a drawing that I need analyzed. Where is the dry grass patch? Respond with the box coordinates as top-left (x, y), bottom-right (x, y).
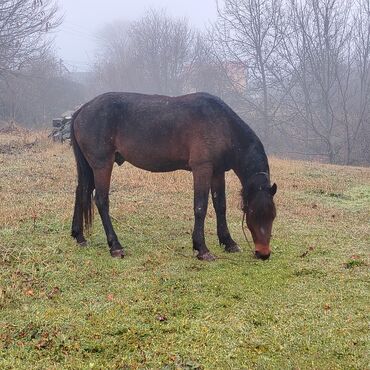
top-left (0, 131), bottom-right (369, 369)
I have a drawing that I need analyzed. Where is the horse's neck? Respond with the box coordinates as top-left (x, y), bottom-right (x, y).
top-left (233, 147), bottom-right (270, 190)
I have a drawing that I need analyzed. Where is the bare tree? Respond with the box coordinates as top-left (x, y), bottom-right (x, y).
top-left (91, 1), bottom-right (369, 164)
top-left (0, 0), bottom-right (61, 75)
top-left (277, 0), bottom-right (356, 163)
top-left (351, 0), bottom-right (370, 163)
top-left (130, 10), bottom-right (200, 95)
top-left (208, 0), bottom-right (370, 164)
top-left (93, 10), bottom-right (203, 96)
top-left (211, 0), bottom-right (285, 147)
top-left (93, 20), bottom-right (135, 93)
top-left (189, 35), bottom-right (232, 98)
top-left (0, 52), bottom-right (85, 126)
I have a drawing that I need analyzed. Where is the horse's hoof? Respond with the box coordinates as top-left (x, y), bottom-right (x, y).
top-left (225, 244), bottom-right (242, 253)
top-left (197, 252), bottom-right (216, 261)
top-left (110, 249), bottom-right (125, 258)
top-left (77, 239), bottom-right (87, 247)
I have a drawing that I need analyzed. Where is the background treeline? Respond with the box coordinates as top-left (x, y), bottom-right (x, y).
top-left (1, 0), bottom-right (369, 165)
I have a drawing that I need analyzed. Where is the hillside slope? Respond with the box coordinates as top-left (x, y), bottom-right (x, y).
top-left (0, 132), bottom-right (369, 369)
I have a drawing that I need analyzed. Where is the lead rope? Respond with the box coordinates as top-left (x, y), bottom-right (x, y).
top-left (242, 212), bottom-right (254, 254)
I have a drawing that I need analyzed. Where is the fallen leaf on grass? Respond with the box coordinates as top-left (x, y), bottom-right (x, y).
top-left (47, 286), bottom-right (61, 299)
top-left (24, 289), bottom-right (34, 297)
top-left (35, 333), bottom-right (50, 350)
top-left (36, 339), bottom-right (49, 349)
top-left (300, 246), bottom-right (315, 258)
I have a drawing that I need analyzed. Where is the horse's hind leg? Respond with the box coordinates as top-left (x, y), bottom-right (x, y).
top-left (93, 165), bottom-right (124, 258)
top-left (192, 164), bottom-right (215, 261)
top-left (211, 172), bottom-right (240, 253)
top-left (71, 183), bottom-right (87, 245)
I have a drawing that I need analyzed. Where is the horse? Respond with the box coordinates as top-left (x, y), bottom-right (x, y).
top-left (70, 92), bottom-right (277, 261)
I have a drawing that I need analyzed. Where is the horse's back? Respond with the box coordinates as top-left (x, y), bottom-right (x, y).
top-left (73, 92), bottom-right (235, 172)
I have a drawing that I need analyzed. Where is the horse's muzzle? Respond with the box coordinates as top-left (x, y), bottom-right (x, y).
top-left (255, 250), bottom-right (271, 260)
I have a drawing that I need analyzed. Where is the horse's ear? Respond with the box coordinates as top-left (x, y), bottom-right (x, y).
top-left (270, 183), bottom-right (277, 196)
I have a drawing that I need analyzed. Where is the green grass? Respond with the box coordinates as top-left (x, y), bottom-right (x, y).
top-left (308, 185), bottom-right (370, 211)
top-left (0, 136), bottom-right (369, 369)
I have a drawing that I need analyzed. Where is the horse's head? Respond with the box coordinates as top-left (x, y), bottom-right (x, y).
top-left (242, 179), bottom-right (277, 260)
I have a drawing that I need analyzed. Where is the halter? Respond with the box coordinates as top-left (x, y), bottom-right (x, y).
top-left (242, 212), bottom-right (254, 253)
top-left (247, 171), bottom-right (270, 191)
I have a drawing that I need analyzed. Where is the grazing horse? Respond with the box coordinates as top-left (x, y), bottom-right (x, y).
top-left (71, 92), bottom-right (277, 261)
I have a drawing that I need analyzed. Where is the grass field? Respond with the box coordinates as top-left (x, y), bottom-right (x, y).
top-left (0, 130), bottom-right (369, 369)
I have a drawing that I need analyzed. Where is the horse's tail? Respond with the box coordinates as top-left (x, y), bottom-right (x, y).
top-left (70, 106), bottom-right (95, 231)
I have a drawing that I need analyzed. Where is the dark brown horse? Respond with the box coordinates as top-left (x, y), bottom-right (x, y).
top-left (71, 92), bottom-right (277, 261)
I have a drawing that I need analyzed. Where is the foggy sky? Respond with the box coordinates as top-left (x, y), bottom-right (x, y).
top-left (55, 0), bottom-right (219, 72)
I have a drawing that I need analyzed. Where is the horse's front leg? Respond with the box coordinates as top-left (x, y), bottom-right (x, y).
top-left (93, 166), bottom-right (125, 258)
top-left (192, 164), bottom-right (215, 261)
top-left (211, 172), bottom-right (241, 253)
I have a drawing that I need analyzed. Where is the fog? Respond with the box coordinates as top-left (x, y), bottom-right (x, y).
top-left (56, 0), bottom-right (219, 70)
top-left (0, 0), bottom-right (369, 165)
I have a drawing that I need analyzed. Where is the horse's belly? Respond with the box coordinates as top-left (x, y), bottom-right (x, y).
top-left (128, 157), bottom-right (190, 172)
top-left (117, 143), bottom-right (191, 172)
